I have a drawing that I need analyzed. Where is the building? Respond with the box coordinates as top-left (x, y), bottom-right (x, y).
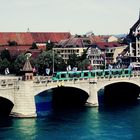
top-left (54, 35), bottom-right (91, 63)
top-left (119, 13), bottom-right (140, 68)
top-left (0, 32), bottom-right (71, 46)
top-left (108, 35), bottom-right (118, 42)
top-left (89, 35), bottom-right (110, 43)
top-left (87, 45), bottom-right (104, 69)
top-left (87, 42), bottom-right (127, 69)
top-left (0, 32), bottom-right (71, 58)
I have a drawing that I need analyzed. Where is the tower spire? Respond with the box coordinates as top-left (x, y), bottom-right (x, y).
top-left (139, 8), bottom-right (140, 19)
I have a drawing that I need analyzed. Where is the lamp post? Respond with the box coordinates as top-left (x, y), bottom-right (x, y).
top-left (52, 49), bottom-right (54, 74)
top-left (104, 49), bottom-right (107, 69)
top-left (101, 50), bottom-right (106, 69)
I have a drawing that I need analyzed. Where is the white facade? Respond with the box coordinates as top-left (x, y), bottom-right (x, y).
top-left (108, 36), bottom-right (118, 42)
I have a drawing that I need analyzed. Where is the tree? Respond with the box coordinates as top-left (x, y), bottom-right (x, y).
top-left (67, 53), bottom-right (80, 68)
top-left (46, 40), bottom-right (54, 51)
top-left (80, 49), bottom-right (88, 61)
top-left (78, 59), bottom-right (90, 70)
top-left (0, 58), bottom-right (11, 74)
top-left (0, 49), bottom-right (11, 62)
top-left (14, 54), bottom-right (27, 75)
top-left (30, 42), bottom-right (38, 49)
top-left (54, 55), bottom-right (66, 71)
top-left (35, 50), bottom-right (66, 75)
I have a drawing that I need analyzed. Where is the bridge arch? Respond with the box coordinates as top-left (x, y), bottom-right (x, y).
top-left (97, 79), bottom-right (140, 90)
top-left (34, 85), bottom-right (89, 116)
top-left (97, 80), bottom-right (140, 105)
top-left (0, 96), bottom-right (14, 117)
top-left (0, 93), bottom-right (14, 104)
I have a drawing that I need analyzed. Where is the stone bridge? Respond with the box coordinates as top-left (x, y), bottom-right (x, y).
top-left (0, 73), bottom-right (140, 117)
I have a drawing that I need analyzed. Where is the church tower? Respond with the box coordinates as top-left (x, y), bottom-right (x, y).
top-left (21, 58), bottom-right (33, 81)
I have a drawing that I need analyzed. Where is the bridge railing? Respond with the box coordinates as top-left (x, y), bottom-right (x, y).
top-left (33, 75), bottom-right (91, 85)
top-left (33, 71), bottom-right (140, 86)
top-left (0, 78), bottom-right (19, 89)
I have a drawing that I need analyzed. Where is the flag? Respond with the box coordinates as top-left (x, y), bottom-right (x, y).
top-left (46, 68), bottom-right (50, 75)
top-left (33, 67), bottom-right (36, 73)
top-left (116, 64), bottom-right (120, 69)
top-left (72, 67), bottom-right (78, 72)
top-left (66, 65), bottom-right (71, 71)
top-left (5, 68), bottom-right (10, 75)
top-left (108, 64), bottom-right (113, 70)
top-left (128, 63), bottom-right (134, 69)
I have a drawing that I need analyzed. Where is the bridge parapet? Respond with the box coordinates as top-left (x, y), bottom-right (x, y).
top-left (33, 76), bottom-right (93, 87)
top-left (0, 78), bottom-right (19, 89)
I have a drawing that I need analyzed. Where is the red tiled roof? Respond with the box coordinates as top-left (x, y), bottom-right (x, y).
top-left (31, 32), bottom-right (71, 43)
top-left (0, 32), bottom-right (71, 46)
top-left (95, 42), bottom-right (125, 49)
top-left (89, 35), bottom-right (110, 43)
top-left (0, 33), bottom-right (34, 45)
top-left (0, 45), bottom-right (45, 58)
top-left (57, 36), bottom-right (91, 48)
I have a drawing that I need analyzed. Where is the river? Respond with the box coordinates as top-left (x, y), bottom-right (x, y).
top-left (0, 102), bottom-right (140, 140)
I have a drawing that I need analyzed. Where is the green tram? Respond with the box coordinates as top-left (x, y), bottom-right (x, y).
top-left (52, 69), bottom-right (132, 81)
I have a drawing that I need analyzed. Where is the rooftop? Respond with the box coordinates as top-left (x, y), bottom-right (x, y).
top-left (0, 32), bottom-right (71, 46)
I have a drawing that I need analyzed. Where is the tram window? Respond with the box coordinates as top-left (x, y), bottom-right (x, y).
top-left (115, 71), bottom-right (122, 75)
top-left (91, 72), bottom-right (95, 77)
top-left (124, 70), bottom-right (128, 74)
top-left (96, 72), bottom-right (102, 76)
top-left (115, 71), bottom-right (119, 75)
top-left (112, 71), bottom-right (115, 75)
top-left (84, 72), bottom-right (88, 77)
top-left (105, 71), bottom-right (110, 75)
top-left (69, 74), bottom-right (74, 78)
top-left (61, 73), bottom-right (66, 78)
top-left (56, 74), bottom-right (60, 79)
top-left (75, 73), bottom-right (81, 77)
top-left (119, 71), bottom-right (122, 74)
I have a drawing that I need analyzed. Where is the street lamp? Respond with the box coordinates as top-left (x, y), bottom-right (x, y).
top-left (52, 49), bottom-right (54, 74)
top-left (101, 50), bottom-right (106, 69)
top-left (105, 51), bottom-right (106, 69)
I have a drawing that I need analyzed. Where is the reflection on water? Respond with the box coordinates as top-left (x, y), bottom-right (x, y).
top-left (0, 103), bottom-right (140, 139)
top-left (0, 118), bottom-right (37, 140)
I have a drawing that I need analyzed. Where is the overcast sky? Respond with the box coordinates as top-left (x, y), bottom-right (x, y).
top-left (0, 0), bottom-right (140, 35)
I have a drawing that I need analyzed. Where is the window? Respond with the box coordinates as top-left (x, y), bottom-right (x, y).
top-left (96, 72), bottom-right (103, 76)
top-left (61, 74), bottom-right (66, 78)
top-left (83, 72), bottom-right (88, 77)
top-left (91, 72), bottom-right (95, 77)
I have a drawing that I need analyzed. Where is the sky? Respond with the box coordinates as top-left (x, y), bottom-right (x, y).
top-left (0, 0), bottom-right (140, 35)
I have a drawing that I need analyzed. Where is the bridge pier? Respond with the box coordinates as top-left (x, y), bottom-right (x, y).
top-left (86, 82), bottom-right (99, 106)
top-left (11, 81), bottom-right (37, 118)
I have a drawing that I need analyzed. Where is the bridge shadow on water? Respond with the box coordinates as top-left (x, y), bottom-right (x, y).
top-left (35, 87), bottom-right (89, 117)
top-left (0, 97), bottom-right (14, 118)
top-left (52, 87), bottom-right (89, 111)
top-left (98, 82), bottom-right (140, 111)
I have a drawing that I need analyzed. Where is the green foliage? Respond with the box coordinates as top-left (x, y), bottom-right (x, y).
top-left (67, 53), bottom-right (80, 68)
top-left (46, 41), bottom-right (54, 51)
top-left (54, 55), bottom-right (66, 71)
top-left (67, 51), bottom-right (89, 70)
top-left (0, 58), bottom-right (11, 74)
top-left (78, 59), bottom-right (90, 70)
top-left (35, 50), bottom-right (66, 75)
top-left (0, 49), bottom-right (11, 61)
top-left (30, 42), bottom-right (38, 49)
top-left (14, 54), bottom-right (27, 75)
top-left (80, 49), bottom-right (87, 61)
